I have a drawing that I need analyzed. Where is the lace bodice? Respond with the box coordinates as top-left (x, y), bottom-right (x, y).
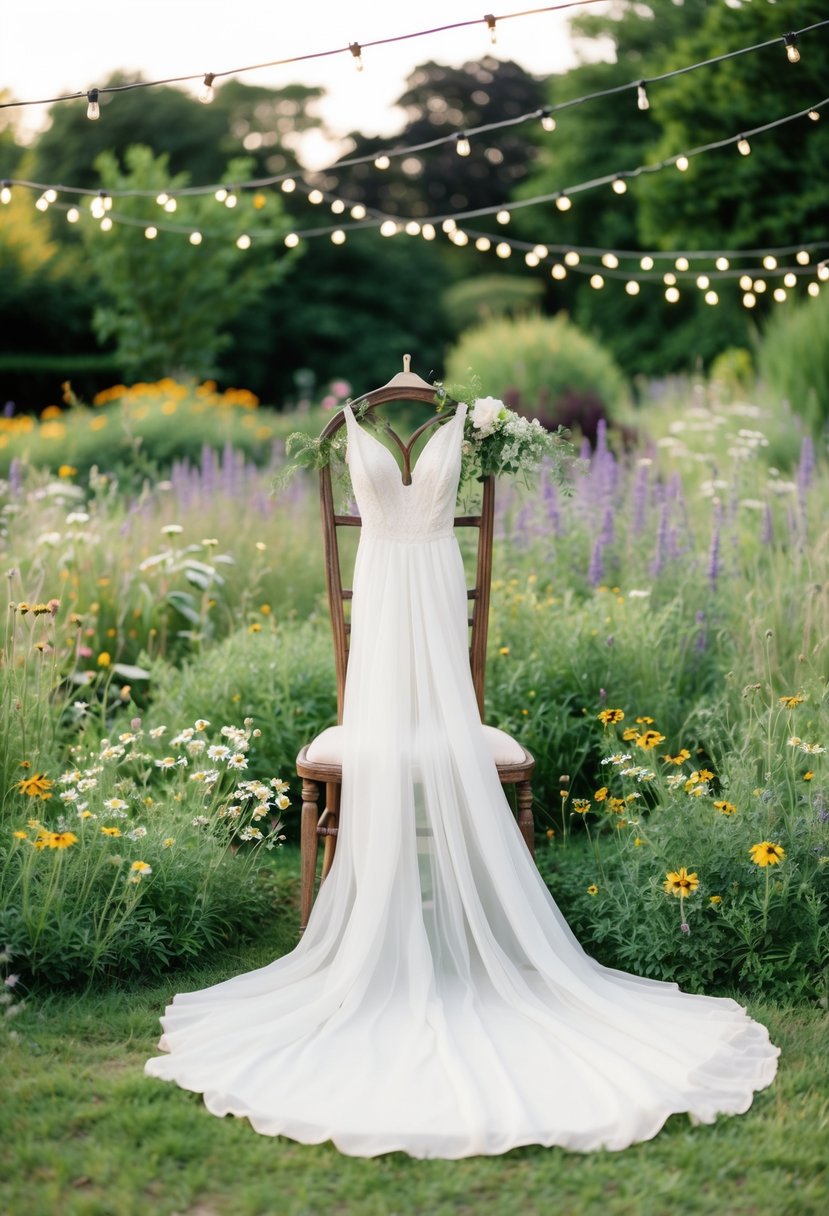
top-left (344, 403), bottom-right (467, 541)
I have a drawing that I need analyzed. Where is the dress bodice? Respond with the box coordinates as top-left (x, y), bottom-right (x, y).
top-left (344, 403), bottom-right (467, 541)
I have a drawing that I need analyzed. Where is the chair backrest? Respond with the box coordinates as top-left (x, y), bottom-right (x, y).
top-left (317, 380), bottom-right (494, 723)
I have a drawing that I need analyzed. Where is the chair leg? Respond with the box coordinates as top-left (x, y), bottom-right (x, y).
top-left (300, 777), bottom-right (321, 933)
top-left (517, 780), bottom-right (535, 859)
top-left (320, 781), bottom-right (340, 882)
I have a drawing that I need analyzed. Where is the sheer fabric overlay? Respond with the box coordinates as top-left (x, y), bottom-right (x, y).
top-left (145, 402), bottom-right (779, 1158)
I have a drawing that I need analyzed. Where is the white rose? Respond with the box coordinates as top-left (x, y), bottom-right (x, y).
top-left (470, 396), bottom-right (504, 436)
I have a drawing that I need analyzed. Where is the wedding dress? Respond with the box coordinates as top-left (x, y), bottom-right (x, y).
top-left (145, 401), bottom-right (779, 1158)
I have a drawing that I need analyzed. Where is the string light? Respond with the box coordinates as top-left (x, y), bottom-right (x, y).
top-left (796, 250), bottom-right (810, 264)
top-left (818, 263), bottom-right (829, 282)
top-left (763, 254), bottom-right (778, 269)
top-left (783, 272), bottom-right (797, 287)
top-left (495, 242), bottom-right (511, 259)
top-left (404, 220), bottom-right (420, 235)
top-left (697, 275), bottom-right (711, 289)
top-left (380, 220), bottom-right (398, 237)
top-left (783, 34), bottom-right (800, 64)
top-left (640, 256), bottom-right (654, 271)
top-left (331, 229), bottom-right (346, 245)
top-left (421, 223), bottom-right (436, 240)
top-left (675, 156), bottom-right (689, 172)
top-left (716, 257), bottom-right (729, 271)
top-left (156, 192), bottom-right (169, 206)
top-left (236, 233), bottom-right (252, 249)
top-left (199, 73), bottom-right (215, 103)
top-left (349, 43), bottom-right (364, 72)
top-left (665, 286), bottom-right (680, 303)
top-left (636, 82), bottom-right (649, 112)
top-left (807, 282), bottom-right (820, 297)
top-left (145, 226), bottom-right (157, 239)
top-left (164, 197), bottom-right (178, 213)
top-left (737, 136), bottom-right (751, 156)
top-left (442, 218), bottom-right (457, 233)
top-left (551, 263), bottom-right (567, 279)
top-left (808, 109), bottom-right (820, 121)
top-left (539, 107), bottom-right (556, 133)
top-left (373, 155), bottom-right (390, 171)
top-left (555, 193), bottom-right (572, 211)
top-left (663, 272), bottom-right (677, 286)
top-left (601, 252), bottom-right (619, 268)
top-left (742, 292), bottom-right (756, 308)
top-left (284, 232), bottom-right (300, 247)
top-left (475, 236), bottom-right (491, 251)
top-left (100, 216), bottom-right (113, 232)
top-left (86, 89), bottom-right (100, 120)
top-left (496, 209), bottom-right (511, 225)
top-left (0, 182), bottom-right (11, 204)
top-left (308, 189), bottom-right (323, 204)
top-left (675, 256), bottom-right (689, 271)
top-left (189, 231), bottom-right (202, 245)
top-left (350, 203), bottom-right (366, 219)
top-left (564, 251), bottom-right (580, 266)
top-left (455, 133), bottom-right (471, 157)
top-left (66, 206), bottom-right (79, 222)
top-left (281, 178), bottom-right (296, 193)
top-left (330, 198), bottom-right (345, 214)
top-left (625, 280), bottom-right (640, 295)
top-left (611, 176), bottom-right (627, 195)
top-left (485, 13), bottom-right (497, 44)
top-left (773, 287), bottom-right (787, 302)
top-left (739, 275), bottom-right (753, 290)
top-left (754, 279), bottom-right (767, 293)
top-left (589, 274), bottom-right (604, 289)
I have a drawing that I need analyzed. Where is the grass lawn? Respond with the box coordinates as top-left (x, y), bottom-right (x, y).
top-left (3, 866), bottom-right (828, 1216)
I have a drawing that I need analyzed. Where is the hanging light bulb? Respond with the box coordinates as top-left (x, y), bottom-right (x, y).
top-left (100, 216), bottom-right (113, 232)
top-left (555, 193), bottom-right (572, 212)
top-left (539, 107), bottom-right (556, 133)
top-left (331, 230), bottom-right (346, 245)
top-left (485, 13), bottom-right (497, 44)
top-left (330, 199), bottom-right (345, 214)
top-left (421, 224), bottom-right (436, 241)
top-left (564, 251), bottom-right (580, 267)
top-left (66, 207), bottom-right (79, 223)
top-left (90, 192), bottom-right (107, 219)
top-left (453, 230), bottom-right (469, 247)
top-left (86, 89), bottom-right (100, 120)
top-left (373, 155), bottom-right (390, 171)
top-left (739, 274), bottom-right (753, 290)
top-left (817, 263), bottom-right (829, 282)
top-left (281, 178), bottom-right (296, 193)
top-left (675, 256), bottom-right (689, 272)
top-left (611, 176), bottom-right (627, 195)
top-left (551, 264), bottom-right (567, 280)
top-left (475, 236), bottom-right (491, 252)
top-left (189, 231), bottom-right (203, 246)
top-left (663, 272), bottom-right (677, 286)
top-left (380, 220), bottom-right (398, 237)
top-left (742, 292), bottom-right (756, 308)
top-left (807, 109), bottom-right (820, 122)
top-left (525, 252), bottom-right (539, 267)
top-left (214, 187), bottom-right (228, 203)
top-left (156, 193), bottom-right (169, 207)
top-left (199, 73), bottom-right (215, 104)
top-left (716, 257), bottom-right (730, 271)
top-left (349, 42), bottom-right (364, 72)
top-left (305, 189), bottom-right (322, 205)
top-left (224, 191), bottom-right (237, 209)
top-left (284, 232), bottom-right (300, 248)
top-left (665, 286), bottom-right (680, 303)
top-left (763, 255), bottom-right (778, 270)
top-left (737, 136), bottom-right (751, 156)
top-left (442, 219), bottom-right (457, 234)
top-left (405, 221), bottom-right (421, 236)
top-left (236, 234), bottom-right (252, 250)
top-left (495, 242), bottom-right (511, 259)
top-left (636, 82), bottom-right (649, 112)
top-left (35, 194), bottom-right (49, 212)
top-left (625, 280), bottom-right (640, 296)
top-left (675, 155), bottom-right (690, 172)
top-left (533, 245), bottom-right (549, 259)
top-left (590, 274), bottom-right (605, 290)
top-left (753, 279), bottom-right (767, 293)
top-left (783, 34), bottom-right (800, 64)
top-left (808, 282), bottom-right (820, 297)
top-left (164, 197), bottom-right (178, 213)
top-left (773, 287), bottom-right (787, 302)
top-left (796, 250), bottom-right (810, 265)
top-left (350, 202), bottom-right (366, 219)
top-left (496, 209), bottom-right (511, 225)
top-left (0, 182), bottom-right (11, 205)
top-left (783, 272), bottom-right (797, 288)
top-left (601, 252), bottom-right (619, 269)
top-left (455, 133), bottom-right (471, 157)
top-left (145, 226), bottom-right (157, 240)
top-left (640, 255), bottom-right (654, 271)
top-left (697, 275), bottom-right (711, 290)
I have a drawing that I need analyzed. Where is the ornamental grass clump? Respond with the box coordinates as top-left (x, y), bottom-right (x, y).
top-left (0, 715), bottom-right (291, 986)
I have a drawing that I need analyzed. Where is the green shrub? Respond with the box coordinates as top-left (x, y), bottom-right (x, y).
top-left (443, 313), bottom-right (628, 435)
top-left (756, 288), bottom-right (829, 435)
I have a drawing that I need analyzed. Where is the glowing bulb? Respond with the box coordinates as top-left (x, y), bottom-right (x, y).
top-left (485, 14), bottom-right (497, 44)
top-left (495, 242), bottom-right (511, 259)
top-left (742, 292), bottom-right (756, 308)
top-left (611, 177), bottom-right (627, 195)
top-left (808, 110), bottom-right (820, 122)
top-left (86, 89), bottom-right (100, 120)
top-left (773, 287), bottom-right (787, 302)
top-left (737, 137), bottom-right (751, 157)
top-left (380, 220), bottom-right (398, 237)
top-left (455, 134), bottom-right (471, 157)
top-left (331, 230), bottom-right (346, 245)
top-left (675, 256), bottom-right (689, 271)
top-left (665, 286), bottom-right (680, 303)
top-left (214, 187), bottom-right (228, 202)
top-left (156, 192), bottom-right (169, 206)
top-left (663, 272), bottom-right (677, 286)
top-left (704, 290), bottom-right (718, 305)
top-left (421, 224), bottom-right (436, 241)
top-left (199, 73), bottom-right (215, 104)
top-left (640, 255), bottom-right (654, 271)
top-left (625, 280), bottom-right (640, 296)
top-left (475, 236), bottom-right (491, 252)
top-left (145, 226), bottom-right (157, 240)
top-left (525, 252), bottom-right (539, 267)
top-left (564, 251), bottom-right (580, 267)
top-left (716, 257), bottom-right (729, 271)
top-left (496, 209), bottom-right (511, 225)
top-left (236, 234), bottom-right (251, 250)
top-left (551, 264), bottom-right (567, 280)
top-left (373, 155), bottom-right (390, 171)
top-left (796, 250), bottom-right (810, 265)
top-left (555, 194), bottom-right (572, 212)
top-left (350, 203), bottom-right (366, 219)
top-left (783, 272), bottom-right (797, 288)
top-left (675, 155), bottom-right (689, 172)
top-left (540, 108), bottom-right (556, 133)
top-left (452, 231), bottom-right (469, 247)
top-left (763, 254), bottom-right (778, 270)
top-left (164, 198), bottom-right (177, 213)
top-left (281, 179), bottom-right (296, 193)
top-left (753, 279), bottom-right (767, 293)
top-left (349, 42), bottom-right (363, 72)
top-left (100, 216), bottom-right (113, 232)
top-left (590, 274), bottom-right (605, 290)
top-left (636, 82), bottom-right (649, 112)
top-left (602, 252), bottom-right (619, 269)
top-left (739, 274), bottom-right (753, 290)
top-left (818, 263), bottom-right (829, 282)
top-left (0, 183), bottom-right (11, 205)
top-left (44, 188), bottom-right (57, 203)
top-left (90, 193), bottom-right (107, 219)
top-left (696, 275), bottom-right (710, 289)
top-left (807, 282), bottom-right (820, 297)
top-left (442, 219), bottom-right (457, 234)
top-left (405, 221), bottom-right (421, 236)
top-left (224, 192), bottom-right (237, 209)
top-left (284, 232), bottom-right (300, 248)
top-left (35, 195), bottom-right (49, 212)
top-left (66, 207), bottom-right (79, 223)
top-left (189, 231), bottom-right (202, 245)
top-left (783, 34), bottom-right (800, 64)
top-left (330, 199), bottom-right (345, 214)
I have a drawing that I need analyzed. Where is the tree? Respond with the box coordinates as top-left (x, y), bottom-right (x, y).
top-left (80, 146), bottom-right (291, 380)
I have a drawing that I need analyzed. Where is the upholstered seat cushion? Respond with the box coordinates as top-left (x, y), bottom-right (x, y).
top-left (305, 723), bottom-right (527, 767)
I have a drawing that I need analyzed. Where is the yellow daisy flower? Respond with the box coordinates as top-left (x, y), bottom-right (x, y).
top-left (749, 841), bottom-right (785, 867)
top-left (663, 867), bottom-right (699, 897)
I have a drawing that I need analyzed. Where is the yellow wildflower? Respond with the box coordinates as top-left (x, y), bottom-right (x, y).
top-left (749, 841), bottom-right (785, 867)
top-left (779, 695), bottom-right (804, 709)
top-left (636, 730), bottom-right (666, 751)
top-left (586, 884), bottom-right (599, 896)
top-left (663, 867), bottom-right (699, 897)
top-left (713, 800), bottom-right (737, 815)
top-left (597, 708), bottom-right (624, 725)
top-left (17, 773), bottom-right (53, 800)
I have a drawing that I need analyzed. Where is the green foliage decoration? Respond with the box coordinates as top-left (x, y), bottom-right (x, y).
top-left (756, 288), bottom-right (829, 435)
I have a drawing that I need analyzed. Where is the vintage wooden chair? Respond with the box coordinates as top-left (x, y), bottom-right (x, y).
top-left (296, 358), bottom-right (535, 931)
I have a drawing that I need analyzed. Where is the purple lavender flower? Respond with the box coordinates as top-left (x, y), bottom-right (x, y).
top-left (588, 536), bottom-right (604, 587)
top-left (707, 512), bottom-right (721, 591)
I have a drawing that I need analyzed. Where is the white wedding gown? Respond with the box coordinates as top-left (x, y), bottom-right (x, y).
top-left (145, 402), bottom-right (779, 1158)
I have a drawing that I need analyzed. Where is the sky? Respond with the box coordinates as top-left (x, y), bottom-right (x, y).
top-left (1, 0), bottom-right (613, 165)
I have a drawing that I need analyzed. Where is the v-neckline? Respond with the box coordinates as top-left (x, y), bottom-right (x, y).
top-left (345, 403), bottom-right (465, 486)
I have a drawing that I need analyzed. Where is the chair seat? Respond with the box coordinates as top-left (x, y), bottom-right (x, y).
top-left (305, 722), bottom-right (528, 767)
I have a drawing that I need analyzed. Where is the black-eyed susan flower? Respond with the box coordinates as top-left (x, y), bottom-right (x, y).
top-left (130, 860), bottom-right (152, 875)
top-left (749, 841), bottom-right (785, 867)
top-left (713, 800), bottom-right (737, 815)
top-left (636, 730), bottom-right (666, 751)
top-left (779, 694), bottom-right (805, 709)
top-left (12, 830), bottom-right (27, 840)
top-left (621, 727), bottom-right (639, 742)
top-left (709, 895), bottom-right (722, 905)
top-left (635, 716), bottom-right (655, 725)
top-left (586, 884), bottom-right (599, 896)
top-left (43, 830), bottom-right (78, 849)
top-left (597, 708), bottom-right (624, 725)
top-left (571, 799), bottom-right (591, 815)
top-left (662, 748), bottom-right (691, 765)
top-left (804, 771), bottom-right (814, 781)
top-left (17, 773), bottom-right (53, 800)
top-left (100, 826), bottom-right (121, 837)
top-left (594, 786), bottom-right (608, 802)
top-left (663, 867), bottom-right (699, 896)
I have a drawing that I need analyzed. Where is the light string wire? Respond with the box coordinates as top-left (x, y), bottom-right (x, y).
top-left (0, 1), bottom-right (606, 111)
top-left (2, 16), bottom-right (827, 201)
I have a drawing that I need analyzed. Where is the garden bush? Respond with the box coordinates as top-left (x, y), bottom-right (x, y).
top-left (756, 287), bottom-right (829, 436)
top-left (443, 312), bottom-right (628, 437)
